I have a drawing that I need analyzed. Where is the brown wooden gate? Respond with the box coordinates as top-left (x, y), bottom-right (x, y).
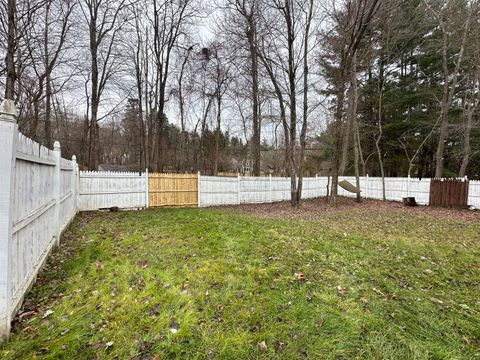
top-left (429, 179), bottom-right (469, 208)
top-left (148, 173), bottom-right (198, 207)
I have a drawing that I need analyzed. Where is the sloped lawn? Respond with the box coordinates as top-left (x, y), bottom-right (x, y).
top-left (1, 201), bottom-right (479, 359)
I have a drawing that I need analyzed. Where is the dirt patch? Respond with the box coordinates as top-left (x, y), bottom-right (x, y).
top-left (216, 197), bottom-right (480, 222)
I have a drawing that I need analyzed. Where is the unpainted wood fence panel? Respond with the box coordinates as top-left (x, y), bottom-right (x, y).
top-left (429, 179), bottom-right (469, 208)
top-left (148, 173), bottom-right (198, 207)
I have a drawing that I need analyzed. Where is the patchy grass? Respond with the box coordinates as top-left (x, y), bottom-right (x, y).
top-left (1, 202), bottom-right (479, 359)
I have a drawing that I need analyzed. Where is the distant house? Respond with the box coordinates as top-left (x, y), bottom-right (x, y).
top-left (98, 164), bottom-right (129, 172)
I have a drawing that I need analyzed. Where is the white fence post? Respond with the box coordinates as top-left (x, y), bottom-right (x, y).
top-left (269, 174), bottom-right (272, 203)
top-left (197, 171), bottom-right (201, 208)
top-left (366, 174), bottom-right (369, 199)
top-left (237, 173), bottom-right (241, 205)
top-left (407, 174), bottom-right (411, 197)
top-left (0, 99), bottom-right (18, 341)
top-left (315, 174), bottom-right (319, 197)
top-left (53, 141), bottom-right (61, 245)
top-left (145, 168), bottom-right (149, 208)
top-left (71, 155), bottom-right (77, 212)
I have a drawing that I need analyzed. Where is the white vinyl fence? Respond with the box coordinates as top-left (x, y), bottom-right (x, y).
top-left (332, 176), bottom-right (431, 205)
top-left (198, 175), bottom-right (480, 208)
top-left (76, 173), bottom-right (440, 208)
top-left (0, 100), bottom-right (78, 341)
top-left (198, 175), bottom-right (322, 206)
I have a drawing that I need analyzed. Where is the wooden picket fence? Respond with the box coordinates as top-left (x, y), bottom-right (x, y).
top-left (148, 173), bottom-right (198, 207)
top-left (429, 179), bottom-right (469, 208)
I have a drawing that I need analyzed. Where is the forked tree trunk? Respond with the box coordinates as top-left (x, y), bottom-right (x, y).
top-left (434, 7), bottom-right (471, 177)
top-left (375, 59), bottom-right (386, 200)
top-left (459, 75), bottom-right (479, 177)
top-left (349, 54), bottom-right (361, 202)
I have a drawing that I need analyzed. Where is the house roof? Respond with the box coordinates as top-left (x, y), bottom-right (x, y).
top-left (98, 164), bottom-right (129, 172)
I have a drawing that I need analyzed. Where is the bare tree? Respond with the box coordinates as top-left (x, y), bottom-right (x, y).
top-left (325, 0), bottom-right (380, 204)
top-left (424, 0), bottom-right (472, 177)
top-left (459, 74), bottom-right (479, 177)
top-left (24, 0), bottom-right (75, 147)
top-left (81, 0), bottom-right (131, 169)
top-left (220, 0), bottom-right (262, 176)
top-left (4, 0), bottom-right (17, 100)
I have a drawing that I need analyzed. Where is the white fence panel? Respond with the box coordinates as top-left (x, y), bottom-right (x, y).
top-left (408, 178), bottom-right (430, 205)
top-left (60, 157), bottom-right (76, 230)
top-left (240, 176), bottom-right (271, 203)
top-left (302, 177), bottom-right (318, 199)
top-left (78, 171), bottom-right (146, 211)
top-left (199, 176), bottom-right (238, 206)
top-left (468, 180), bottom-right (480, 208)
top-left (271, 177), bottom-right (291, 202)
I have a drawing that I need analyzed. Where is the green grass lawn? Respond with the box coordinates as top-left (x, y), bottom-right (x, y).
top-left (1, 203), bottom-right (479, 359)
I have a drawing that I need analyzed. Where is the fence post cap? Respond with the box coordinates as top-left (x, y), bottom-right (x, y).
top-left (53, 141), bottom-right (61, 150)
top-left (0, 99), bottom-right (17, 122)
top-left (72, 155), bottom-right (76, 161)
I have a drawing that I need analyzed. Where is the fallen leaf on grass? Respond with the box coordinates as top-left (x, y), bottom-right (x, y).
top-left (89, 342), bottom-right (102, 350)
top-left (257, 341), bottom-right (267, 352)
top-left (250, 322), bottom-right (260, 333)
top-left (336, 286), bottom-right (347, 297)
top-left (359, 297), bottom-right (369, 304)
top-left (42, 309), bottom-right (54, 319)
top-left (170, 320), bottom-right (179, 334)
top-left (430, 297), bottom-right (444, 305)
top-left (138, 260), bottom-right (148, 269)
top-left (274, 340), bottom-right (284, 353)
top-left (372, 287), bottom-right (385, 296)
top-left (294, 272), bottom-right (306, 281)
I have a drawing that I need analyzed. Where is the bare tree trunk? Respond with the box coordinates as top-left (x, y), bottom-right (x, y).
top-left (434, 6), bottom-right (471, 177)
top-left (339, 105), bottom-right (353, 175)
top-left (213, 94), bottom-right (221, 176)
top-left (375, 58), bottom-right (386, 200)
top-left (331, 74), bottom-right (346, 204)
top-left (45, 75), bottom-right (53, 148)
top-left (247, 18), bottom-right (261, 176)
top-left (459, 75), bottom-right (479, 177)
top-left (5, 0), bottom-right (16, 100)
top-left (349, 54), bottom-right (361, 202)
top-left (296, 0), bottom-right (314, 206)
top-left (44, 2), bottom-right (52, 149)
top-left (88, 36), bottom-right (100, 170)
top-left (284, 1), bottom-right (298, 207)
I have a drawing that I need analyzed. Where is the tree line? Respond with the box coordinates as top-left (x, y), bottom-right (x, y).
top-left (1, 0), bottom-right (479, 206)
